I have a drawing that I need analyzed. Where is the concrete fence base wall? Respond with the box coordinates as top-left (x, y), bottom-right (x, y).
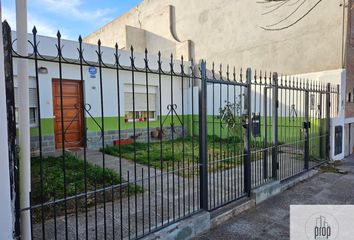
top-left (146, 169), bottom-right (320, 240)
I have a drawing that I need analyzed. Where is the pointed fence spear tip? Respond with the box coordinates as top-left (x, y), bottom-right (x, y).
top-left (57, 30), bottom-right (61, 38)
top-left (115, 42), bottom-right (118, 49)
top-left (78, 35), bottom-right (82, 42)
top-left (32, 26), bottom-right (37, 35)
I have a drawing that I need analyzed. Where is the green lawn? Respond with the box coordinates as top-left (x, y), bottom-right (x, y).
top-left (102, 115), bottom-right (327, 176)
top-left (102, 135), bottom-right (268, 176)
top-left (31, 154), bottom-right (141, 221)
top-left (190, 116), bottom-right (326, 142)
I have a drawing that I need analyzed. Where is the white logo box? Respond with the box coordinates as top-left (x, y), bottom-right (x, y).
top-left (290, 205), bottom-right (354, 240)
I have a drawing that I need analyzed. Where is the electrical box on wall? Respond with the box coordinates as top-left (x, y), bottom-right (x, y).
top-left (335, 125), bottom-right (343, 156)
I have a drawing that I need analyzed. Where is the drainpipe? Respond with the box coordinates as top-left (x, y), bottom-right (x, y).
top-left (0, 2), bottom-right (15, 239)
top-left (16, 0), bottom-right (31, 239)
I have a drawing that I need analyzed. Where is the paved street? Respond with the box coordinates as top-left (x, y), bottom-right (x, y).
top-left (195, 156), bottom-right (354, 240)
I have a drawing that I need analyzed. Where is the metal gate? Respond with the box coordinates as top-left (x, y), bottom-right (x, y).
top-left (200, 68), bottom-right (338, 211)
top-left (277, 80), bottom-right (308, 180)
top-left (250, 72), bottom-right (275, 188)
top-left (201, 63), bottom-right (249, 210)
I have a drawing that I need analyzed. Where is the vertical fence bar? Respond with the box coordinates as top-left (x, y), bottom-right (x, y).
top-left (32, 26), bottom-right (46, 239)
top-left (144, 48), bottom-right (152, 231)
top-left (199, 60), bottom-right (208, 211)
top-left (97, 40), bottom-right (108, 239)
top-left (181, 56), bottom-right (186, 217)
top-left (336, 84), bottom-right (340, 116)
top-left (263, 87), bottom-right (268, 180)
top-left (212, 64), bottom-right (216, 209)
top-left (304, 87), bottom-right (310, 170)
top-left (272, 73), bottom-right (278, 180)
top-left (244, 68), bottom-right (252, 195)
top-left (157, 52), bottom-right (164, 223)
top-left (319, 92), bottom-right (324, 159)
top-left (56, 31), bottom-right (69, 240)
top-left (129, 46), bottom-right (138, 238)
top-left (114, 44), bottom-right (124, 240)
top-left (78, 36), bottom-right (89, 240)
top-left (326, 83), bottom-right (331, 159)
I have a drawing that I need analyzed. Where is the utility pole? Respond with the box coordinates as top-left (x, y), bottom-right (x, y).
top-left (16, 0), bottom-right (31, 239)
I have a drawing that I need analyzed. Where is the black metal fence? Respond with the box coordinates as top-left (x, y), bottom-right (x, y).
top-left (3, 21), bottom-right (339, 240)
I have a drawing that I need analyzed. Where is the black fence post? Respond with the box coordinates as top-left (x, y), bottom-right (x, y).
top-left (304, 85), bottom-right (310, 170)
top-left (199, 60), bottom-right (208, 211)
top-left (326, 83), bottom-right (331, 160)
top-left (337, 84), bottom-right (340, 116)
top-left (319, 92), bottom-right (324, 159)
top-left (263, 87), bottom-right (268, 180)
top-left (244, 68), bottom-right (252, 195)
top-left (272, 73), bottom-right (278, 179)
top-left (3, 21), bottom-right (20, 239)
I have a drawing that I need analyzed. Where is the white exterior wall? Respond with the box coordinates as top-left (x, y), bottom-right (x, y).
top-left (11, 32), bottom-right (193, 122)
top-left (11, 32), bottom-right (346, 125)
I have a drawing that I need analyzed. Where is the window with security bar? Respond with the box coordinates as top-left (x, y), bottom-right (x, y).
top-left (14, 88), bottom-right (39, 127)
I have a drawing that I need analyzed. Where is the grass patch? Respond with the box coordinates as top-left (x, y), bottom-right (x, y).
top-left (102, 136), bottom-right (266, 176)
top-left (320, 161), bottom-right (346, 174)
top-left (320, 164), bottom-right (339, 173)
top-left (102, 131), bottom-right (325, 177)
top-left (31, 154), bottom-right (141, 221)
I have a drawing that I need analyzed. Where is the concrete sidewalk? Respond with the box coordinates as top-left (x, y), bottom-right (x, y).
top-left (195, 156), bottom-right (354, 240)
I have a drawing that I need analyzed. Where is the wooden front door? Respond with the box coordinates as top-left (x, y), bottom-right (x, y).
top-left (53, 79), bottom-right (84, 149)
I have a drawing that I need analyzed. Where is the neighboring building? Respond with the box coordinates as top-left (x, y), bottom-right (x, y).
top-left (84, 0), bottom-right (354, 158)
top-left (84, 0), bottom-right (346, 75)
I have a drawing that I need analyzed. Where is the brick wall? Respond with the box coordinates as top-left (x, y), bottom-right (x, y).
top-left (346, 0), bottom-right (354, 118)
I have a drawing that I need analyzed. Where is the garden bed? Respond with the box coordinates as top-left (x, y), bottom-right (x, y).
top-left (101, 136), bottom-right (265, 176)
top-left (31, 154), bottom-right (141, 222)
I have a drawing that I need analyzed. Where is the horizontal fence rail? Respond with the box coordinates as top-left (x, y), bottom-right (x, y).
top-left (3, 21), bottom-right (339, 239)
